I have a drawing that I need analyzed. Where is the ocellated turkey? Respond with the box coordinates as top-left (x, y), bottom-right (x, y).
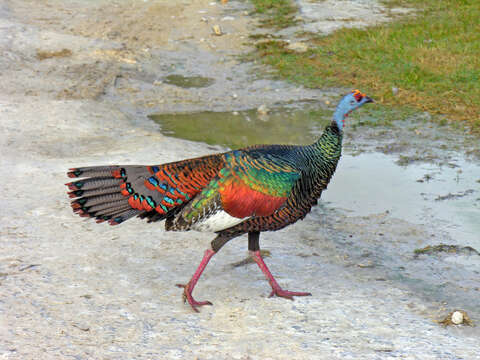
top-left (66, 90), bottom-right (373, 312)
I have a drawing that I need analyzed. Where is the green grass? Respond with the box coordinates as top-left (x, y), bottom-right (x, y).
top-left (250, 0), bottom-right (480, 132)
top-left (250, 0), bottom-right (299, 28)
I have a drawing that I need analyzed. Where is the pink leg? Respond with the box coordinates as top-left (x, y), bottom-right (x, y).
top-left (251, 250), bottom-right (312, 300)
top-left (176, 249), bottom-right (215, 312)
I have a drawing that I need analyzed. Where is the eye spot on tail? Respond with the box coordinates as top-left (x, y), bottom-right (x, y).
top-left (146, 196), bottom-right (156, 208)
top-left (148, 176), bottom-right (159, 187)
top-left (163, 196), bottom-right (174, 205)
top-left (73, 181), bottom-right (84, 188)
top-left (155, 204), bottom-right (168, 213)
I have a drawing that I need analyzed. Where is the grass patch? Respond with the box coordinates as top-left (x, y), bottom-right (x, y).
top-left (250, 0), bottom-right (299, 28)
top-left (36, 48), bottom-right (72, 60)
top-left (251, 0), bottom-right (480, 132)
top-left (413, 244), bottom-right (479, 257)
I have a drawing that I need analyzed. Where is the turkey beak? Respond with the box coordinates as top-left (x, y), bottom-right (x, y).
top-left (364, 96), bottom-right (374, 103)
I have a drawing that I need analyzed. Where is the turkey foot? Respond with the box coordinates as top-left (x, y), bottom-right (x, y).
top-left (268, 287), bottom-right (312, 300)
top-left (251, 250), bottom-right (312, 300)
top-left (176, 248), bottom-right (216, 312)
top-left (176, 282), bottom-right (212, 312)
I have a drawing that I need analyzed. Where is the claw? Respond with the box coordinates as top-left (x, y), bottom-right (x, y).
top-left (268, 288), bottom-right (312, 300)
top-left (176, 282), bottom-right (213, 312)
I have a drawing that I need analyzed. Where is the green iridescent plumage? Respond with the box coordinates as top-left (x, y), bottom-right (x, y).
top-left (221, 150), bottom-right (300, 197)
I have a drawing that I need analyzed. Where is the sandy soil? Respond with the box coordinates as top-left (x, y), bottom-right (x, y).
top-left (1, 0), bottom-right (479, 359)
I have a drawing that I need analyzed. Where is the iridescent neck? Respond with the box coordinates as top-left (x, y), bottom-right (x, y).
top-left (333, 108), bottom-right (345, 131)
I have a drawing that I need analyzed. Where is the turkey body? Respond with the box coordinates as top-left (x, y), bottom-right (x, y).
top-left (68, 125), bottom-right (342, 239)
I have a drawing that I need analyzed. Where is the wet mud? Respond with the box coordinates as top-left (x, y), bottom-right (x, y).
top-left (1, 0), bottom-right (479, 359)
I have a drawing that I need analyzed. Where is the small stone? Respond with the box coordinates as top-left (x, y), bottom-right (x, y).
top-left (451, 311), bottom-right (463, 325)
top-left (212, 25), bottom-right (223, 36)
top-left (72, 322), bottom-right (90, 331)
top-left (221, 16), bottom-right (234, 21)
top-left (257, 104), bottom-right (269, 115)
top-left (286, 42), bottom-right (308, 53)
top-left (439, 310), bottom-right (473, 326)
top-left (392, 87), bottom-right (399, 96)
top-left (357, 261), bottom-right (374, 268)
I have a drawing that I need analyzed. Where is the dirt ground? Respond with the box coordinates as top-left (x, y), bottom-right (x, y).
top-left (1, 0), bottom-right (479, 359)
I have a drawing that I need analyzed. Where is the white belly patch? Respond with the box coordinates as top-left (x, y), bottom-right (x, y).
top-left (191, 210), bottom-right (248, 232)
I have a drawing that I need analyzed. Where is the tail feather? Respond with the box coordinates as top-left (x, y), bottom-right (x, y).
top-left (93, 205), bottom-right (134, 222)
top-left (87, 199), bottom-right (129, 214)
top-left (66, 178), bottom-right (121, 191)
top-left (108, 209), bottom-right (140, 225)
top-left (72, 193), bottom-right (125, 209)
top-left (67, 154), bottom-right (225, 227)
top-left (93, 206), bottom-right (136, 223)
top-left (68, 165), bottom-right (140, 224)
top-left (67, 166), bottom-right (119, 179)
top-left (68, 185), bottom-right (120, 199)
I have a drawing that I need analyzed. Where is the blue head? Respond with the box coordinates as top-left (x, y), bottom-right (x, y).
top-left (333, 90), bottom-right (374, 130)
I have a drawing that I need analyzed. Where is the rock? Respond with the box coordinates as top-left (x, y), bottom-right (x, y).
top-left (451, 311), bottom-right (464, 325)
top-left (287, 42), bottom-right (309, 53)
top-left (257, 104), bottom-right (269, 115)
top-left (439, 310), bottom-right (473, 326)
top-left (212, 25), bottom-right (223, 36)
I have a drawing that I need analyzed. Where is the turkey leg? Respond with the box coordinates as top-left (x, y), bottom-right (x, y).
top-left (249, 231), bottom-right (312, 299)
top-left (176, 249), bottom-right (215, 312)
top-left (176, 233), bottom-right (234, 312)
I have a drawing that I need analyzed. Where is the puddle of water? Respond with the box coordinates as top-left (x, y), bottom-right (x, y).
top-left (150, 107), bottom-right (330, 149)
top-left (325, 153), bottom-right (480, 248)
top-left (151, 107), bottom-right (480, 249)
top-left (162, 74), bottom-right (215, 88)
